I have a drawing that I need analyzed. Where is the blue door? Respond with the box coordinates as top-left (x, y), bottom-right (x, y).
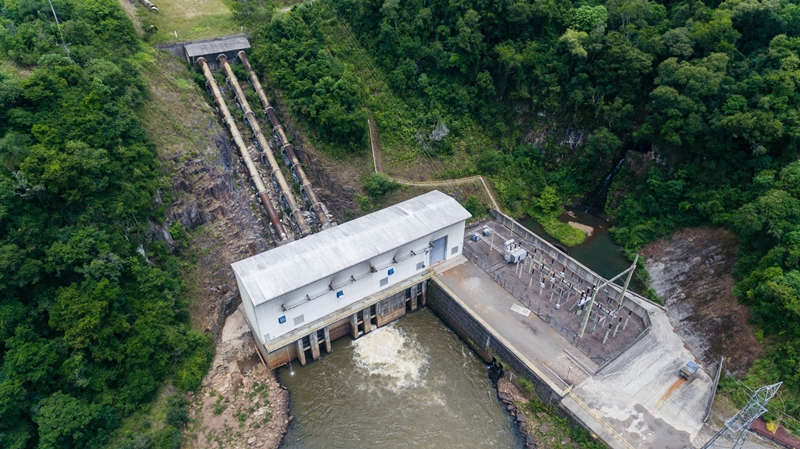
top-left (430, 236), bottom-right (447, 265)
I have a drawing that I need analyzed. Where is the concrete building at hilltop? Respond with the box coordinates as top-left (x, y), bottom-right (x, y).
top-left (232, 190), bottom-right (471, 368)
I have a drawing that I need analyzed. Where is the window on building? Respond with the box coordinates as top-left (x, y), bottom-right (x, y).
top-left (380, 277), bottom-right (389, 287)
top-left (294, 315), bottom-right (305, 325)
top-left (416, 261), bottom-right (425, 270)
top-left (451, 246), bottom-right (459, 255)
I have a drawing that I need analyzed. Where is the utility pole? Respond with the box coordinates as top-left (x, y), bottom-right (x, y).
top-left (578, 255), bottom-right (638, 338)
top-left (48, 0), bottom-right (72, 63)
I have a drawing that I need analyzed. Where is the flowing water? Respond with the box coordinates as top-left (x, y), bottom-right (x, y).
top-left (584, 157), bottom-right (625, 215)
top-left (279, 309), bottom-right (522, 449)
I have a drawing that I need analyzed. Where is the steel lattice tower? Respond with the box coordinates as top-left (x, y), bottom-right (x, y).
top-left (701, 382), bottom-right (782, 449)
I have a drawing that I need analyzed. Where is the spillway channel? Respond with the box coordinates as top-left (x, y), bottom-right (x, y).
top-left (278, 309), bottom-right (523, 449)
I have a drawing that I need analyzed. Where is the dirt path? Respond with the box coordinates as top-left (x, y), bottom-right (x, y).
top-left (640, 227), bottom-right (762, 374)
top-left (367, 119), bottom-right (500, 211)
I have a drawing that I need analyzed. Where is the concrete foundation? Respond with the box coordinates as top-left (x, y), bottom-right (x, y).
top-left (261, 280), bottom-right (427, 369)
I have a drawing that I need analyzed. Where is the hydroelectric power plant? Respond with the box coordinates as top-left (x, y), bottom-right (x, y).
top-left (229, 189), bottom-right (716, 448)
top-left (232, 190), bottom-right (469, 368)
top-left (190, 36), bottom-right (719, 448)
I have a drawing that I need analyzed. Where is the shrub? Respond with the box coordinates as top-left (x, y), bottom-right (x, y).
top-left (363, 173), bottom-right (401, 198)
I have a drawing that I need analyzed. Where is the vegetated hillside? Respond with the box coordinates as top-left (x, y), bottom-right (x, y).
top-left (0, 1), bottom-right (212, 448)
top-left (238, 0), bottom-right (800, 425)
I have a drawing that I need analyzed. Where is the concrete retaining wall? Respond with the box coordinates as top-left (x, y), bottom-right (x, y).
top-left (427, 278), bottom-right (621, 443)
top-left (427, 280), bottom-right (564, 405)
top-left (490, 209), bottom-right (659, 321)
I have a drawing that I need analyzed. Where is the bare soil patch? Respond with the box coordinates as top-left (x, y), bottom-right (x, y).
top-left (184, 308), bottom-right (289, 449)
top-left (640, 227), bottom-right (762, 374)
top-left (567, 221), bottom-right (593, 237)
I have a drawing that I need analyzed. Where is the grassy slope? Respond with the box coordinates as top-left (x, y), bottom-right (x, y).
top-left (309, 3), bottom-right (495, 181)
top-left (0, 58), bottom-right (32, 77)
top-left (135, 0), bottom-right (240, 44)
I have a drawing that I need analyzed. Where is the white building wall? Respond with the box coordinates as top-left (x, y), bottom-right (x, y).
top-left (253, 220), bottom-right (466, 344)
top-left (236, 275), bottom-right (259, 340)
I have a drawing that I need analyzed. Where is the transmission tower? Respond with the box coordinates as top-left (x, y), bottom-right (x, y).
top-left (701, 382), bottom-right (782, 449)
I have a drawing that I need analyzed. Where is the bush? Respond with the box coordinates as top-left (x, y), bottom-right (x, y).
top-left (363, 173), bottom-right (401, 198)
top-left (464, 194), bottom-right (489, 218)
top-left (537, 215), bottom-right (587, 247)
top-left (518, 377), bottom-right (534, 394)
top-left (152, 426), bottom-right (181, 449)
top-left (165, 395), bottom-right (189, 429)
top-left (173, 331), bottom-right (214, 391)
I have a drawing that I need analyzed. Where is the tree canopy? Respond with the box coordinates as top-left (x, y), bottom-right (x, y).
top-left (0, 1), bottom-right (211, 448)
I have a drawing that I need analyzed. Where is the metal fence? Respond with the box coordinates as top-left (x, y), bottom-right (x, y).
top-left (491, 209), bottom-right (660, 318)
top-left (465, 213), bottom-right (655, 368)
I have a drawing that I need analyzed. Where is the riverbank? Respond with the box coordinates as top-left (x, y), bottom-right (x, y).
top-left (497, 377), bottom-right (597, 448)
top-left (185, 308), bottom-right (290, 449)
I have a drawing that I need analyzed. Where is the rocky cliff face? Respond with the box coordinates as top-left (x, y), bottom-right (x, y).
top-left (641, 227), bottom-right (762, 374)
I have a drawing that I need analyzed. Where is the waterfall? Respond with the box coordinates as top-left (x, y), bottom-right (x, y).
top-left (584, 158), bottom-right (625, 215)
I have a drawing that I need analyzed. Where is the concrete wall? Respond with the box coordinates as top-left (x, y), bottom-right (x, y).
top-left (426, 280), bottom-right (564, 405)
top-left (489, 209), bottom-right (658, 316)
top-left (426, 279), bottom-right (625, 444)
top-left (252, 220), bottom-right (465, 346)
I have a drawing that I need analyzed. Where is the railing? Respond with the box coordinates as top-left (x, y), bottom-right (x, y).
top-left (463, 219), bottom-right (654, 368)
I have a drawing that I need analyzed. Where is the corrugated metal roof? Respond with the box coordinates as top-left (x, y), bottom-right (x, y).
top-left (232, 190), bottom-right (471, 306)
top-left (184, 37), bottom-right (251, 58)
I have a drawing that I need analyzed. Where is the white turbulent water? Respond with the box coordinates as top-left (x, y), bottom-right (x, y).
top-left (351, 324), bottom-right (428, 393)
top-left (278, 310), bottom-right (522, 449)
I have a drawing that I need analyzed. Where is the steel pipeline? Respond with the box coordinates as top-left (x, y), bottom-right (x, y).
top-left (238, 51), bottom-right (332, 229)
top-left (218, 55), bottom-right (311, 237)
top-left (197, 57), bottom-right (288, 241)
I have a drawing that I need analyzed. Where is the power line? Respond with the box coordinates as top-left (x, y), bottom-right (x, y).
top-left (47, 0), bottom-right (72, 63)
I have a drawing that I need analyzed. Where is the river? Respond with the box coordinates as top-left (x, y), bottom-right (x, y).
top-left (278, 309), bottom-right (523, 449)
top-left (519, 208), bottom-right (643, 293)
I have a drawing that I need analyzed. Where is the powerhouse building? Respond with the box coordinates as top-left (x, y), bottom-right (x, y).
top-left (232, 190), bottom-right (471, 367)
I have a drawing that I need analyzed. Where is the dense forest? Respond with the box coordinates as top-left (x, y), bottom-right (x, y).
top-left (0, 0), bottom-right (798, 444)
top-left (0, 1), bottom-right (211, 448)
top-left (242, 0), bottom-right (800, 425)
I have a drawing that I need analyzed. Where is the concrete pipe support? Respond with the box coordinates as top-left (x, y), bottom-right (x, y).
top-left (218, 55), bottom-right (311, 237)
top-left (238, 51), bottom-right (332, 229)
top-left (138, 0), bottom-right (158, 11)
top-left (196, 57), bottom-right (288, 241)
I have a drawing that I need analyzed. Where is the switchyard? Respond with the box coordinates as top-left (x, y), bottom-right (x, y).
top-left (430, 211), bottom-right (716, 449)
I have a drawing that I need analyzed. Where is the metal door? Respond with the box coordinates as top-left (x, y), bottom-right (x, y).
top-left (429, 236), bottom-right (447, 265)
